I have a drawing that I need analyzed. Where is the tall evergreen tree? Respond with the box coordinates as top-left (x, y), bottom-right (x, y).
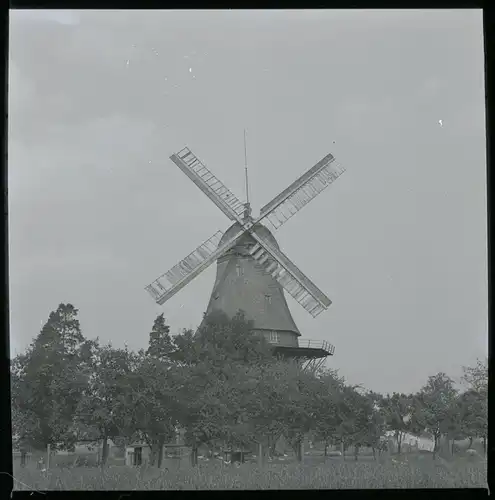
top-left (146, 314), bottom-right (174, 359)
top-left (11, 303), bottom-right (95, 450)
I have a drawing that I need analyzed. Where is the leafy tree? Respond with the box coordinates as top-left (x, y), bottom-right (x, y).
top-left (330, 384), bottom-right (378, 460)
top-left (416, 372), bottom-right (458, 458)
top-left (313, 369), bottom-right (345, 457)
top-left (73, 343), bottom-right (136, 466)
top-left (191, 362), bottom-right (259, 459)
top-left (312, 370), bottom-right (382, 460)
top-left (127, 352), bottom-right (179, 467)
top-left (462, 358), bottom-right (488, 394)
top-left (172, 310), bottom-right (273, 465)
top-left (352, 391), bottom-right (387, 460)
top-left (461, 358), bottom-right (488, 455)
top-left (280, 362), bottom-right (321, 462)
top-left (188, 310), bottom-right (273, 367)
top-left (251, 358), bottom-right (318, 462)
top-left (10, 304), bottom-right (95, 451)
top-left (456, 389), bottom-right (487, 453)
top-left (381, 392), bottom-right (421, 455)
top-left (241, 359), bottom-right (295, 463)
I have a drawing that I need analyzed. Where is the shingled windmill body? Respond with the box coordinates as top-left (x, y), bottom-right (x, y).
top-left (145, 145), bottom-right (346, 371)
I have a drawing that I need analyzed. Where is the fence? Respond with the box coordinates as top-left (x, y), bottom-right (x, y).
top-left (13, 450), bottom-right (125, 469)
top-left (298, 339), bottom-right (335, 355)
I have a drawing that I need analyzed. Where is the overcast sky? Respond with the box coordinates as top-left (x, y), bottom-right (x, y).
top-left (8, 9), bottom-right (487, 394)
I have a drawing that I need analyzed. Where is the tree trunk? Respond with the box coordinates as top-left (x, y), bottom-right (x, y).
top-left (101, 435), bottom-right (109, 468)
top-left (372, 447), bottom-right (376, 460)
top-left (149, 446), bottom-right (156, 467)
top-left (354, 445), bottom-right (359, 461)
top-left (191, 445), bottom-right (198, 467)
top-left (258, 443), bottom-right (264, 468)
top-left (157, 438), bottom-right (165, 469)
top-left (295, 440), bottom-right (302, 462)
top-left (324, 442), bottom-right (328, 457)
top-left (148, 438), bottom-right (161, 467)
top-left (270, 441), bottom-right (276, 458)
top-left (451, 439), bottom-right (455, 456)
top-left (468, 436), bottom-right (473, 449)
top-left (433, 435), bottom-right (439, 460)
top-left (397, 433), bottom-right (402, 455)
top-left (483, 436), bottom-right (487, 457)
top-left (341, 441), bottom-right (345, 461)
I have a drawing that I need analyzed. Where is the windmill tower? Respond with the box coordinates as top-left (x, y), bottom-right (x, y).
top-left (145, 144), bottom-right (345, 372)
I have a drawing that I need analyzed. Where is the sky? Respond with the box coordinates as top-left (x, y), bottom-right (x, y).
top-left (8, 9), bottom-right (487, 394)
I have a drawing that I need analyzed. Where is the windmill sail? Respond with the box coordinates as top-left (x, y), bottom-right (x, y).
top-left (258, 153), bottom-right (346, 231)
top-left (248, 230), bottom-right (332, 317)
top-left (170, 147), bottom-right (246, 222)
top-left (145, 227), bottom-right (246, 305)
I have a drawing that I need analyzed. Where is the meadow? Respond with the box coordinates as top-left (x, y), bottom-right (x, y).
top-left (12, 453), bottom-right (487, 490)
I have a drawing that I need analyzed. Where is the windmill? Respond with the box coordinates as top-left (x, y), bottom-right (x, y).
top-left (145, 143), bottom-right (345, 372)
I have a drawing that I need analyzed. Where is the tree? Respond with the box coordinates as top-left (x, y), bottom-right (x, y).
top-left (330, 384), bottom-right (379, 460)
top-left (264, 359), bottom-right (319, 462)
top-left (461, 358), bottom-right (488, 455)
top-left (381, 392), bottom-right (421, 455)
top-left (172, 310), bottom-right (274, 466)
top-left (10, 304), bottom-right (96, 451)
top-left (146, 314), bottom-right (174, 359)
top-left (416, 372), bottom-right (458, 458)
top-left (456, 389), bottom-right (487, 453)
top-left (127, 352), bottom-right (179, 468)
top-left (188, 310), bottom-right (273, 367)
top-left (462, 358), bottom-right (488, 394)
top-left (283, 364), bottom-right (320, 461)
top-left (241, 359), bottom-right (296, 464)
top-left (73, 343), bottom-right (136, 466)
top-left (123, 315), bottom-right (185, 468)
top-left (191, 362), bottom-right (259, 461)
top-left (353, 391), bottom-right (387, 460)
top-left (313, 369), bottom-right (345, 457)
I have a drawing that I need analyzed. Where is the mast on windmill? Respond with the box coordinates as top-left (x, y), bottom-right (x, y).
top-left (145, 141), bottom-right (345, 372)
top-left (242, 129), bottom-right (252, 222)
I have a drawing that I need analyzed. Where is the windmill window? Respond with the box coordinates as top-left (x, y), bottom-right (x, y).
top-left (236, 264), bottom-right (244, 277)
top-left (268, 331), bottom-right (279, 344)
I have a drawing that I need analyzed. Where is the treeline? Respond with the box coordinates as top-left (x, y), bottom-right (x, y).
top-left (11, 303), bottom-right (487, 467)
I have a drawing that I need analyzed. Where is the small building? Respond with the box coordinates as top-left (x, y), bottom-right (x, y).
top-left (126, 443), bottom-right (150, 466)
top-left (222, 447), bottom-right (253, 464)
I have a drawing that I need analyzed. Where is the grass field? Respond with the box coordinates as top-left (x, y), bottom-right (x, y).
top-left (12, 453), bottom-right (487, 490)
